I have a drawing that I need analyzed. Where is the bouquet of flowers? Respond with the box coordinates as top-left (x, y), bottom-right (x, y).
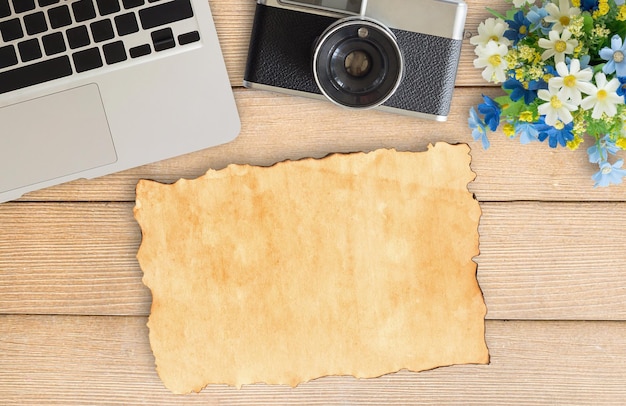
top-left (468, 0), bottom-right (626, 186)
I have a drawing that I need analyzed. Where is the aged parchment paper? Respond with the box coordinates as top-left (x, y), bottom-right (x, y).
top-left (135, 143), bottom-right (488, 393)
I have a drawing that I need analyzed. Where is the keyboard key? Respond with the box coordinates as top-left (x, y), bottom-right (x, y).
top-left (0, 18), bottom-right (23, 42)
top-left (18, 38), bottom-right (42, 62)
top-left (96, 0), bottom-right (120, 16)
top-left (178, 30), bottom-right (199, 46)
top-left (38, 0), bottom-right (60, 6)
top-left (129, 43), bottom-right (150, 58)
top-left (151, 27), bottom-right (174, 52)
top-left (0, 0), bottom-right (10, 18)
top-left (114, 12), bottom-right (138, 36)
top-left (73, 47), bottom-right (103, 72)
top-left (0, 45), bottom-right (18, 69)
top-left (0, 56), bottom-right (72, 95)
top-left (103, 40), bottom-right (126, 64)
top-left (139, 0), bottom-right (193, 30)
top-left (42, 32), bottom-right (66, 56)
top-left (24, 11), bottom-right (48, 35)
top-left (12, 0), bottom-right (35, 13)
top-left (122, 0), bottom-right (143, 8)
top-left (66, 25), bottom-right (90, 49)
top-left (72, 0), bottom-right (97, 22)
top-left (48, 5), bottom-right (72, 29)
top-left (90, 19), bottom-right (114, 42)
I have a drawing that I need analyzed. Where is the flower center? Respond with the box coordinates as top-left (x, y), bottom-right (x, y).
top-left (563, 75), bottom-right (577, 87)
top-left (489, 35), bottom-right (499, 42)
top-left (554, 120), bottom-right (565, 130)
top-left (597, 89), bottom-right (608, 101)
top-left (555, 40), bottom-right (567, 53)
top-left (488, 54), bottom-right (502, 66)
top-left (614, 51), bottom-right (624, 63)
top-left (550, 95), bottom-right (563, 109)
top-left (519, 25), bottom-right (527, 35)
top-left (602, 165), bottom-right (612, 175)
top-left (559, 16), bottom-right (570, 26)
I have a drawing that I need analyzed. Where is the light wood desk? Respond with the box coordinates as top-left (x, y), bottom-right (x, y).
top-left (1, 0), bottom-right (625, 404)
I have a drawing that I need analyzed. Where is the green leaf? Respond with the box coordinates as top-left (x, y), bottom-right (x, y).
top-left (582, 14), bottom-right (594, 35)
top-left (586, 117), bottom-right (611, 138)
top-left (486, 7), bottom-right (507, 20)
top-left (497, 96), bottom-right (526, 119)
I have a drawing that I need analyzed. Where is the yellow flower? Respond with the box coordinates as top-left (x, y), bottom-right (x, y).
top-left (505, 50), bottom-right (519, 70)
top-left (592, 25), bottom-right (610, 38)
top-left (503, 122), bottom-right (515, 137)
top-left (518, 44), bottom-right (536, 62)
top-left (618, 5), bottom-right (626, 21)
top-left (572, 0), bottom-right (580, 6)
top-left (617, 138), bottom-right (626, 150)
top-left (568, 16), bottom-right (584, 37)
top-left (520, 111), bottom-right (535, 122)
top-left (528, 65), bottom-right (545, 80)
top-left (593, 0), bottom-right (609, 18)
top-left (567, 134), bottom-right (584, 150)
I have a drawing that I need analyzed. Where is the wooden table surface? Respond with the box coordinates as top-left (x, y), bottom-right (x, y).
top-left (2, 0), bottom-right (626, 404)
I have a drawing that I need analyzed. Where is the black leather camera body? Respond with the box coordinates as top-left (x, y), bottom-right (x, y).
top-left (244, 0), bottom-right (467, 121)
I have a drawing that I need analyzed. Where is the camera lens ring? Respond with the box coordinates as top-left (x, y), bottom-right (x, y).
top-left (313, 17), bottom-right (403, 109)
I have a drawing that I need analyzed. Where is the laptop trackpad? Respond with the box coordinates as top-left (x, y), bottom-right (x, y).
top-left (0, 84), bottom-right (117, 193)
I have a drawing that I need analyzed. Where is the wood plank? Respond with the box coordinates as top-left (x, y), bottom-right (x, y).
top-left (1, 202), bottom-right (625, 320)
top-left (11, 89), bottom-right (626, 203)
top-left (209, 0), bottom-right (507, 88)
top-left (0, 315), bottom-right (624, 404)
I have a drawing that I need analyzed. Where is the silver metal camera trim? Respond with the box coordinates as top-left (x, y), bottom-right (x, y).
top-left (242, 81), bottom-right (448, 121)
top-left (312, 17), bottom-right (404, 110)
top-left (263, 0), bottom-right (467, 40)
top-left (248, 0), bottom-right (461, 121)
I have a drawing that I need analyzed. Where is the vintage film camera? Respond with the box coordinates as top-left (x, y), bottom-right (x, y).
top-left (243, 0), bottom-right (467, 121)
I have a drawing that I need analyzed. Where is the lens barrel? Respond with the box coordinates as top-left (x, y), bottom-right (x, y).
top-left (313, 17), bottom-right (403, 109)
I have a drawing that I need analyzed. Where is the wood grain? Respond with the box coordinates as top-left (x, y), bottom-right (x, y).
top-left (1, 201), bottom-right (625, 320)
top-left (0, 315), bottom-right (624, 405)
top-left (12, 89), bottom-right (626, 203)
top-left (2, 0), bottom-right (626, 403)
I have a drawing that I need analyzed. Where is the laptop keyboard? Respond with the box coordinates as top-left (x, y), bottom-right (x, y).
top-left (0, 0), bottom-right (201, 95)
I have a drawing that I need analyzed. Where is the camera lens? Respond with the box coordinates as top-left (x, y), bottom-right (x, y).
top-left (313, 17), bottom-right (403, 109)
top-left (345, 50), bottom-right (371, 78)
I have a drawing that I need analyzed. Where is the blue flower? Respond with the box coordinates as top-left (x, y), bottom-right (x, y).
top-left (527, 6), bottom-right (552, 35)
top-left (566, 54), bottom-right (591, 70)
top-left (592, 159), bottom-right (626, 187)
top-left (503, 77), bottom-right (547, 104)
top-left (600, 35), bottom-right (626, 77)
top-left (579, 0), bottom-right (599, 11)
top-left (477, 95), bottom-right (501, 131)
top-left (617, 76), bottom-right (626, 103)
top-left (504, 11), bottom-right (531, 45)
top-left (587, 135), bottom-right (620, 164)
top-left (515, 122), bottom-right (540, 144)
top-left (535, 118), bottom-right (574, 148)
top-left (469, 107), bottom-right (490, 149)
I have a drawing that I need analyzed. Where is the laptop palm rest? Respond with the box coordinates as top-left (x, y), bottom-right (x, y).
top-left (0, 84), bottom-right (117, 195)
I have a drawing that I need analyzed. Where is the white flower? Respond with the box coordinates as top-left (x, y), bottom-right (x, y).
top-left (549, 59), bottom-right (595, 105)
top-left (537, 87), bottom-right (577, 126)
top-left (544, 0), bottom-right (580, 33)
top-left (473, 41), bottom-right (509, 83)
top-left (580, 72), bottom-right (624, 119)
top-left (538, 29), bottom-right (577, 64)
top-left (470, 18), bottom-right (511, 47)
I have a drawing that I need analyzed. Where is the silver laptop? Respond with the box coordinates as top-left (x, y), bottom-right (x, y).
top-left (0, 0), bottom-right (241, 203)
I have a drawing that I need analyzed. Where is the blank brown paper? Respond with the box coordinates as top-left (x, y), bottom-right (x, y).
top-left (134, 143), bottom-right (489, 393)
